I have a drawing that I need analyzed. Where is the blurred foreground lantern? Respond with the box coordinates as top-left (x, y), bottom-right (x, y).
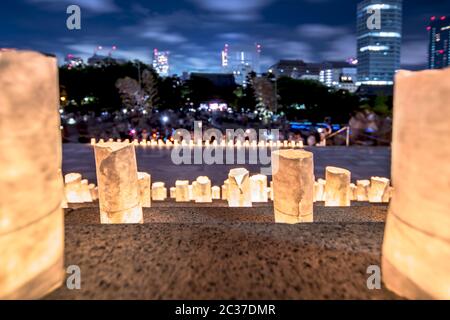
top-left (228, 168), bottom-right (251, 207)
top-left (0, 51), bottom-right (64, 298)
top-left (137, 172), bottom-right (151, 208)
top-left (382, 69), bottom-right (450, 299)
top-left (324, 167), bottom-right (351, 207)
top-left (250, 174), bottom-right (268, 202)
top-left (272, 149), bottom-right (314, 223)
top-left (94, 142), bottom-right (143, 224)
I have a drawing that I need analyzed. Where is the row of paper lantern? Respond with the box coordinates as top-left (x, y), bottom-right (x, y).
top-left (91, 138), bottom-right (304, 148)
top-left (63, 170), bottom-right (391, 207)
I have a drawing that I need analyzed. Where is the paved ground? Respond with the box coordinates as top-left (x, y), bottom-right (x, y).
top-left (62, 143), bottom-right (391, 186)
top-left (46, 203), bottom-right (400, 300)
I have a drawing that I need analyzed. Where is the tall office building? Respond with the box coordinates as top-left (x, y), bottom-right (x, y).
top-left (221, 44), bottom-right (262, 86)
top-left (356, 0), bottom-right (402, 85)
top-left (153, 49), bottom-right (170, 77)
top-left (428, 16), bottom-right (450, 69)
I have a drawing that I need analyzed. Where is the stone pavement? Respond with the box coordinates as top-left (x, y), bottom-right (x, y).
top-left (62, 143), bottom-right (391, 186)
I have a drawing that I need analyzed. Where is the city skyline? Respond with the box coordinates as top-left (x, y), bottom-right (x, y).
top-left (1, 0), bottom-right (449, 74)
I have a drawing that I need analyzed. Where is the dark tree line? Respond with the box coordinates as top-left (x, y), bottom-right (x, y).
top-left (59, 61), bottom-right (391, 124)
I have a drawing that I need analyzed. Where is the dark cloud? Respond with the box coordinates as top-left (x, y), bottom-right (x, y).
top-left (1, 0), bottom-right (447, 73)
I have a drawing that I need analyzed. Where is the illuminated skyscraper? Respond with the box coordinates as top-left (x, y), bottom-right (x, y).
top-left (428, 15), bottom-right (450, 69)
top-left (221, 44), bottom-right (262, 86)
top-left (153, 49), bottom-right (170, 77)
top-left (356, 0), bottom-right (402, 85)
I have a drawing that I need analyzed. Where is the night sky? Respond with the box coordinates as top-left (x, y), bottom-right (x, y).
top-left (1, 0), bottom-right (449, 74)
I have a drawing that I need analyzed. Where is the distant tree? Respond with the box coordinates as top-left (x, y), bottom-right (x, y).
top-left (141, 69), bottom-right (159, 113)
top-left (115, 77), bottom-right (142, 109)
top-left (253, 75), bottom-right (277, 112)
top-left (157, 76), bottom-right (183, 110)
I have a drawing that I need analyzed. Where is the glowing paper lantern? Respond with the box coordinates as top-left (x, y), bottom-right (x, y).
top-left (350, 183), bottom-right (357, 201)
top-left (137, 172), bottom-right (151, 208)
top-left (269, 181), bottom-right (274, 200)
top-left (313, 178), bottom-right (326, 202)
top-left (188, 185), bottom-right (194, 201)
top-left (368, 177), bottom-right (390, 203)
top-left (228, 168), bottom-right (252, 207)
top-left (191, 181), bottom-right (199, 201)
top-left (195, 176), bottom-right (212, 203)
top-left (211, 186), bottom-right (221, 200)
top-left (152, 182), bottom-right (167, 201)
top-left (324, 167), bottom-right (351, 207)
top-left (221, 180), bottom-right (229, 200)
top-left (356, 180), bottom-right (370, 201)
top-left (175, 180), bottom-right (190, 202)
top-left (90, 138), bottom-right (96, 145)
top-left (272, 149), bottom-right (314, 223)
top-left (382, 69), bottom-right (450, 299)
top-left (250, 174), bottom-right (268, 202)
top-left (64, 173), bottom-right (84, 203)
top-left (89, 183), bottom-right (98, 201)
top-left (80, 179), bottom-right (93, 202)
top-left (170, 187), bottom-right (176, 199)
top-left (0, 51), bottom-right (64, 298)
top-left (94, 142), bottom-right (143, 224)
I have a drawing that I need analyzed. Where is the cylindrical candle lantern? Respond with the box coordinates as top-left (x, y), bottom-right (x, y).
top-left (137, 172), bottom-right (151, 208)
top-left (221, 180), bottom-right (229, 201)
top-left (195, 176), bottom-right (212, 203)
top-left (89, 183), bottom-right (98, 201)
top-left (80, 179), bottom-right (93, 203)
top-left (0, 51), bottom-right (64, 299)
top-left (152, 182), bottom-right (167, 201)
top-left (228, 168), bottom-right (251, 207)
top-left (211, 186), bottom-right (221, 200)
top-left (324, 167), bottom-right (351, 207)
top-left (350, 183), bottom-right (357, 201)
top-left (64, 173), bottom-right (84, 203)
top-left (314, 178), bottom-right (326, 202)
top-left (250, 174), bottom-right (268, 202)
top-left (170, 187), bottom-right (176, 199)
top-left (175, 180), bottom-right (190, 202)
top-left (94, 142), bottom-right (143, 224)
top-left (382, 69), bottom-right (450, 299)
top-left (272, 149), bottom-right (314, 223)
top-left (368, 177), bottom-right (390, 203)
top-left (356, 180), bottom-right (370, 201)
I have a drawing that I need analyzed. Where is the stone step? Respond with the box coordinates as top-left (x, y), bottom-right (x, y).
top-left (65, 204), bottom-right (388, 225)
